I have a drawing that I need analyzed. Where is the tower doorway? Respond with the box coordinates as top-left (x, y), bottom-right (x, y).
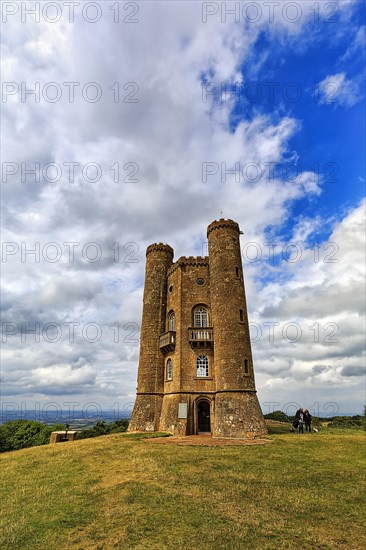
top-left (197, 400), bottom-right (211, 434)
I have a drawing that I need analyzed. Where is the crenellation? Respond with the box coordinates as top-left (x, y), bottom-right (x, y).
top-left (146, 243), bottom-right (174, 257)
top-left (207, 218), bottom-right (240, 237)
top-left (167, 256), bottom-right (209, 276)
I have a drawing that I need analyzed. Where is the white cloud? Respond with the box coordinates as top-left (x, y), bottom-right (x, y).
top-left (316, 72), bottom-right (362, 107)
top-left (29, 363), bottom-right (96, 389)
top-left (340, 25), bottom-right (365, 62)
top-left (291, 216), bottom-right (322, 242)
top-left (250, 199), bottom-right (365, 413)
top-left (1, 1), bottom-right (364, 415)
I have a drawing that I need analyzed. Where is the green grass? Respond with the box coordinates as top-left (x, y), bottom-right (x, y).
top-left (1, 430), bottom-right (365, 549)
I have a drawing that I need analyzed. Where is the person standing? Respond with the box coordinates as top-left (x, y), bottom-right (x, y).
top-left (293, 408), bottom-right (302, 431)
top-left (303, 409), bottom-right (312, 432)
top-left (298, 409), bottom-right (304, 433)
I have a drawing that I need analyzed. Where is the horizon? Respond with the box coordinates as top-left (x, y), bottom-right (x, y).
top-left (1, 408), bottom-right (362, 427)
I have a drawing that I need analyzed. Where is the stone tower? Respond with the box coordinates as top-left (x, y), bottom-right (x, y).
top-left (128, 218), bottom-right (267, 438)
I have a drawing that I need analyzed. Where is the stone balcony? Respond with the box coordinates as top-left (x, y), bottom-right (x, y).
top-left (159, 330), bottom-right (176, 354)
top-left (188, 327), bottom-right (214, 349)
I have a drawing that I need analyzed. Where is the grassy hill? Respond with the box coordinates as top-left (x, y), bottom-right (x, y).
top-left (1, 430), bottom-right (365, 549)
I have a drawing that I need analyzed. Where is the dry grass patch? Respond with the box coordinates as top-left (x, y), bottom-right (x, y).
top-left (0, 430), bottom-right (365, 549)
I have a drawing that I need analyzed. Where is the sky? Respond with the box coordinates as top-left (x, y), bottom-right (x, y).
top-left (1, 0), bottom-right (365, 420)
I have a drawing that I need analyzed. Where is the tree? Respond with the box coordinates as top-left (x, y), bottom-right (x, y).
top-left (264, 410), bottom-right (290, 422)
top-left (0, 420), bottom-right (64, 452)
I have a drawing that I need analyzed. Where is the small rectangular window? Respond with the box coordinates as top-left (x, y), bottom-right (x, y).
top-left (244, 359), bottom-right (249, 374)
top-left (235, 267), bottom-right (239, 278)
top-left (166, 359), bottom-right (173, 380)
top-left (239, 309), bottom-right (244, 322)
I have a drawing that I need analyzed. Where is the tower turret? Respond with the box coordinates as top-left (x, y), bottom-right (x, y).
top-left (207, 219), bottom-right (267, 438)
top-left (128, 243), bottom-right (173, 431)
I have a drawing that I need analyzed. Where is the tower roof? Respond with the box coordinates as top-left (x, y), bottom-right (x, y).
top-left (207, 218), bottom-right (240, 237)
top-left (146, 243), bottom-right (174, 257)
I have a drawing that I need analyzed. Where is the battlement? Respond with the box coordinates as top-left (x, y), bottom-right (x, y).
top-left (168, 255), bottom-right (209, 276)
top-left (146, 243), bottom-right (174, 257)
top-left (207, 218), bottom-right (240, 237)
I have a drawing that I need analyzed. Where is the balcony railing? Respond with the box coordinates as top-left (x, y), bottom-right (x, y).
top-left (188, 327), bottom-right (214, 349)
top-left (159, 331), bottom-right (176, 354)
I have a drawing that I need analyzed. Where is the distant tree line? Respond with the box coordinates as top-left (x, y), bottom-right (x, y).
top-left (264, 411), bottom-right (291, 423)
top-left (76, 419), bottom-right (129, 439)
top-left (0, 419), bottom-right (129, 453)
top-left (326, 415), bottom-right (365, 429)
top-left (264, 409), bottom-right (366, 429)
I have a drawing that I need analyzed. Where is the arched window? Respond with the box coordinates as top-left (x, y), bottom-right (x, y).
top-left (166, 359), bottom-right (173, 380)
top-left (168, 311), bottom-right (175, 331)
top-left (193, 306), bottom-right (209, 328)
top-left (196, 355), bottom-right (209, 377)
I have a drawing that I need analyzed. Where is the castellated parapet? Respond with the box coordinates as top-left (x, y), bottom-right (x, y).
top-left (128, 219), bottom-right (267, 438)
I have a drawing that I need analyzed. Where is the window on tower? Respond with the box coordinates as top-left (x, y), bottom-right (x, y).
top-left (166, 359), bottom-right (173, 380)
top-left (239, 309), bottom-right (244, 322)
top-left (244, 359), bottom-right (249, 374)
top-left (168, 311), bottom-right (175, 331)
top-left (193, 306), bottom-right (209, 327)
top-left (196, 355), bottom-right (209, 377)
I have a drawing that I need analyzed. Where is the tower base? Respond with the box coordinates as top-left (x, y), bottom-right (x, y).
top-left (128, 394), bottom-right (163, 432)
top-left (129, 391), bottom-right (267, 438)
top-left (159, 394), bottom-right (192, 435)
top-left (213, 391), bottom-right (268, 438)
